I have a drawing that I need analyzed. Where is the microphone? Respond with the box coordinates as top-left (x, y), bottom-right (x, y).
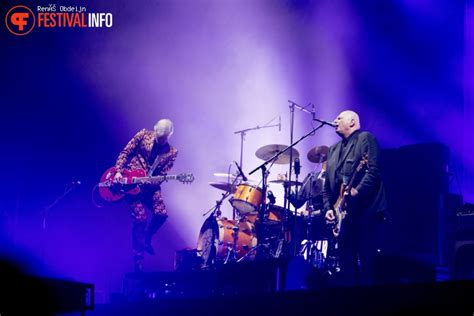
top-left (311, 104), bottom-right (316, 121)
top-left (313, 118), bottom-right (336, 127)
top-left (234, 161), bottom-right (248, 181)
top-left (279, 116), bottom-right (281, 132)
top-left (294, 158), bottom-right (301, 176)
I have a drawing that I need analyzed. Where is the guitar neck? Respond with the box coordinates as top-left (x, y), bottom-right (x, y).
top-left (335, 157), bottom-right (368, 209)
top-left (132, 175), bottom-right (176, 184)
top-left (345, 172), bottom-right (359, 193)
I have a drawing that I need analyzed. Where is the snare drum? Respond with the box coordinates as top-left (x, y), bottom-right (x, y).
top-left (231, 184), bottom-right (263, 215)
top-left (197, 217), bottom-right (257, 266)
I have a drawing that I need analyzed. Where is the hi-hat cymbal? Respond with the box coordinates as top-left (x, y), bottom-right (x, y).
top-left (307, 145), bottom-right (329, 163)
top-left (268, 179), bottom-right (303, 186)
top-left (213, 173), bottom-right (257, 182)
top-left (209, 182), bottom-right (237, 193)
top-left (213, 173), bottom-right (240, 179)
top-left (255, 144), bottom-right (300, 165)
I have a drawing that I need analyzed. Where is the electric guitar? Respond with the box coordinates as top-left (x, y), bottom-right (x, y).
top-left (332, 153), bottom-right (369, 238)
top-left (98, 166), bottom-right (194, 202)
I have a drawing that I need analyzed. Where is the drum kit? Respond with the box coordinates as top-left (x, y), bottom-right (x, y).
top-left (197, 143), bottom-right (333, 269)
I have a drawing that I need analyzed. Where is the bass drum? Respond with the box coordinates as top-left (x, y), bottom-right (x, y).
top-left (197, 216), bottom-right (257, 267)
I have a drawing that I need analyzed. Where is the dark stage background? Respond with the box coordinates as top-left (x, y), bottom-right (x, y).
top-left (0, 0), bottom-right (471, 304)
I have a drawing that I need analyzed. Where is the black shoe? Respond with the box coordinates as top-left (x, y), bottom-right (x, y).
top-left (145, 243), bottom-right (155, 255)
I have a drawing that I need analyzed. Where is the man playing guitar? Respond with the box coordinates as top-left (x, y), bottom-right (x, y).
top-left (113, 119), bottom-right (178, 272)
top-left (323, 110), bottom-right (387, 286)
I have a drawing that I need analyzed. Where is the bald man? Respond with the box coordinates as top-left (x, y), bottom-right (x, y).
top-left (114, 119), bottom-right (178, 272)
top-left (322, 110), bottom-right (386, 286)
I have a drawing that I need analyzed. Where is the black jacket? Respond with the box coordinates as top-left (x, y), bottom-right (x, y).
top-left (322, 130), bottom-right (387, 216)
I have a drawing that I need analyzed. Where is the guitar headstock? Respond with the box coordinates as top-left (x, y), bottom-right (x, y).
top-left (177, 173), bottom-right (195, 184)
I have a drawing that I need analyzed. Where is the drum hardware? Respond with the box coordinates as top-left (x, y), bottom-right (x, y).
top-left (223, 225), bottom-right (240, 264)
top-left (234, 118), bottom-right (281, 217)
top-left (197, 216), bottom-right (258, 267)
top-left (281, 100), bottom-right (335, 255)
top-left (236, 234), bottom-right (279, 263)
top-left (199, 174), bottom-right (258, 268)
top-left (198, 172), bottom-right (243, 268)
top-left (296, 197), bottom-right (341, 273)
top-left (234, 117), bottom-right (282, 171)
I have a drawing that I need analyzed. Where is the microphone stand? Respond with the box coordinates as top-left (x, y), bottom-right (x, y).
top-left (233, 118), bottom-right (280, 220)
top-left (249, 121), bottom-right (332, 258)
top-left (285, 100), bottom-right (335, 256)
top-left (286, 100), bottom-right (316, 256)
top-left (233, 119), bottom-right (281, 170)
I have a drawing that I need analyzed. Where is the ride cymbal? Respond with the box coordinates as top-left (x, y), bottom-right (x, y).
top-left (307, 145), bottom-right (329, 163)
top-left (255, 144), bottom-right (300, 165)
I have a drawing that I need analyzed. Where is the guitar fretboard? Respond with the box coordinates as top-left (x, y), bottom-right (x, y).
top-left (133, 176), bottom-right (177, 184)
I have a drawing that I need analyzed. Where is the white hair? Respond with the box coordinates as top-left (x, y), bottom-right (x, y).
top-left (154, 119), bottom-right (174, 137)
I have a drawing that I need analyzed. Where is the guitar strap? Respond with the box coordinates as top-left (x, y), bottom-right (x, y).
top-left (148, 153), bottom-right (167, 176)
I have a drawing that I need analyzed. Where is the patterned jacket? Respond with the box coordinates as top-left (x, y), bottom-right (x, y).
top-left (115, 129), bottom-right (178, 176)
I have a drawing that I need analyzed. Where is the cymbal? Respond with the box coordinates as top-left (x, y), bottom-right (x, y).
top-left (213, 173), bottom-right (240, 179)
top-left (213, 173), bottom-right (257, 182)
top-left (255, 144), bottom-right (300, 165)
top-left (209, 182), bottom-right (237, 193)
top-left (268, 179), bottom-right (303, 186)
top-left (307, 145), bottom-right (329, 163)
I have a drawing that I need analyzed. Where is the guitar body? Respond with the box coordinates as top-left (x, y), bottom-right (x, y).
top-left (331, 154), bottom-right (369, 238)
top-left (98, 167), bottom-right (146, 202)
top-left (332, 184), bottom-right (348, 237)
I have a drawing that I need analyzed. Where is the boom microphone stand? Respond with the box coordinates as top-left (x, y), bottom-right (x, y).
top-left (249, 119), bottom-right (333, 258)
top-left (233, 117), bottom-right (281, 220)
top-left (233, 116), bottom-right (281, 171)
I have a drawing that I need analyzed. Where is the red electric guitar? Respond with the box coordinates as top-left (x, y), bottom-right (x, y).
top-left (98, 167), bottom-right (194, 202)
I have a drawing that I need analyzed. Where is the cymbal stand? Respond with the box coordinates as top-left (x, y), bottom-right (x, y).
top-left (291, 159), bottom-right (301, 257)
top-left (237, 159), bottom-right (278, 262)
top-left (224, 225), bottom-right (239, 264)
top-left (202, 191), bottom-right (230, 218)
top-left (283, 102), bottom-right (295, 242)
top-left (233, 117), bottom-right (280, 219)
top-left (234, 116), bottom-right (281, 170)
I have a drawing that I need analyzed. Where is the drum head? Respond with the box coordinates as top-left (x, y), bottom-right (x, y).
top-left (196, 217), bottom-right (218, 268)
top-left (232, 184), bottom-right (263, 215)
